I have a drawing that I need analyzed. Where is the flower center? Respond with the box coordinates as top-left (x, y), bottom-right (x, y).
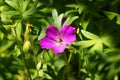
top-left (55, 34), bottom-right (64, 45)
top-left (59, 38), bottom-right (63, 43)
top-left (56, 36), bottom-right (64, 45)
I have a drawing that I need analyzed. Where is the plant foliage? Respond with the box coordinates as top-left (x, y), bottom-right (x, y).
top-left (0, 0), bottom-right (120, 80)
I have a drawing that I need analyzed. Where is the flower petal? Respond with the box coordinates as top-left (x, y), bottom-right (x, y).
top-left (53, 44), bottom-right (66, 54)
top-left (61, 25), bottom-right (76, 44)
top-left (46, 26), bottom-right (59, 41)
top-left (40, 37), bottom-right (55, 49)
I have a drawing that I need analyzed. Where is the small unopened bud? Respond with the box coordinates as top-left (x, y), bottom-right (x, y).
top-left (23, 40), bottom-right (31, 52)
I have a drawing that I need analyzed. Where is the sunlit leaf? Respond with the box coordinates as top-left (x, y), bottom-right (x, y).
top-left (58, 13), bottom-right (64, 27)
top-left (15, 22), bottom-right (22, 40)
top-left (52, 9), bottom-right (58, 21)
top-left (22, 0), bottom-right (30, 12)
top-left (81, 30), bottom-right (99, 39)
top-left (74, 40), bottom-right (96, 48)
top-left (5, 0), bottom-right (19, 10)
top-left (52, 9), bottom-right (64, 30)
top-left (1, 11), bottom-right (12, 24)
top-left (0, 6), bottom-right (5, 12)
top-left (88, 39), bottom-right (103, 53)
top-left (101, 34), bottom-right (114, 48)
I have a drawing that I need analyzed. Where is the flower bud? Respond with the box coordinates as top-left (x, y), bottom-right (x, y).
top-left (23, 40), bottom-right (31, 52)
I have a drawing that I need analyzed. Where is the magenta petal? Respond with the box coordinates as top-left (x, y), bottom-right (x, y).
top-left (40, 37), bottom-right (55, 49)
top-left (61, 25), bottom-right (76, 44)
top-left (46, 26), bottom-right (59, 41)
top-left (53, 44), bottom-right (66, 54)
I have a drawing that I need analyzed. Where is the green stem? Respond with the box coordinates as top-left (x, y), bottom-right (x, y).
top-left (47, 51), bottom-right (57, 72)
top-left (11, 27), bottom-right (32, 80)
top-left (67, 52), bottom-right (73, 63)
top-left (61, 51), bottom-right (73, 80)
top-left (21, 51), bottom-right (32, 80)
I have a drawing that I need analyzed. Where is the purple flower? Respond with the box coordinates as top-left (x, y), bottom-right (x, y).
top-left (40, 25), bottom-right (76, 54)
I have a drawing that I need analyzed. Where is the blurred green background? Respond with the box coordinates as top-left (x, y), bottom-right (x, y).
top-left (0, 0), bottom-right (120, 80)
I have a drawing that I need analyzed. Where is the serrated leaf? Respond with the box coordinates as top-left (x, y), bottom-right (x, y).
top-left (74, 40), bottom-right (96, 48)
top-left (81, 30), bottom-right (99, 39)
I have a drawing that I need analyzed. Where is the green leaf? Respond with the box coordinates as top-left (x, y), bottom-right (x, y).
top-left (22, 0), bottom-right (30, 12)
top-left (81, 30), bottom-right (99, 39)
top-left (1, 11), bottom-right (12, 24)
top-left (0, 41), bottom-right (13, 53)
top-left (38, 26), bottom-right (46, 40)
top-left (88, 39), bottom-right (103, 53)
top-left (104, 11), bottom-right (120, 25)
top-left (42, 49), bottom-right (54, 63)
top-left (101, 34), bottom-right (114, 48)
top-left (52, 9), bottom-right (62, 30)
top-left (104, 11), bottom-right (118, 20)
top-left (74, 40), bottom-right (96, 48)
top-left (65, 10), bottom-right (78, 16)
top-left (63, 16), bottom-right (78, 26)
top-left (0, 6), bottom-right (5, 12)
top-left (22, 0), bottom-right (38, 20)
top-left (15, 22), bottom-right (22, 40)
top-left (5, 0), bottom-right (19, 10)
top-left (0, 31), bottom-right (4, 40)
top-left (54, 54), bottom-right (67, 70)
top-left (66, 4), bottom-right (86, 14)
top-left (52, 9), bottom-right (58, 21)
top-left (23, 5), bottom-right (36, 20)
top-left (10, 45), bottom-right (21, 57)
top-left (44, 65), bottom-right (56, 79)
top-left (0, 24), bottom-right (7, 34)
top-left (80, 17), bottom-right (91, 30)
top-left (58, 13), bottom-right (64, 27)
